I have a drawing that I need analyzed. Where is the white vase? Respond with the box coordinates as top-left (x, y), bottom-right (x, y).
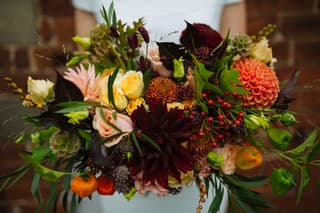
top-left (77, 182), bottom-right (228, 213)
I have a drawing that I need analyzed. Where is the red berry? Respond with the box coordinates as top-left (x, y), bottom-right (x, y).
top-left (219, 121), bottom-right (225, 126)
top-left (207, 117), bottom-right (214, 122)
top-left (198, 131), bottom-right (205, 137)
top-left (238, 112), bottom-right (244, 118)
top-left (201, 111), bottom-right (206, 117)
top-left (211, 141), bottom-right (217, 147)
top-left (217, 134), bottom-right (224, 139)
top-left (234, 119), bottom-right (241, 125)
top-left (231, 91), bottom-right (237, 97)
top-left (217, 114), bottom-right (224, 120)
top-left (224, 91), bottom-right (229, 96)
top-left (207, 99), bottom-right (214, 105)
top-left (201, 92), bottom-right (207, 98)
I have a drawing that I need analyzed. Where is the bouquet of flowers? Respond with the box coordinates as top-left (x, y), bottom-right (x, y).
top-left (2, 3), bottom-right (320, 213)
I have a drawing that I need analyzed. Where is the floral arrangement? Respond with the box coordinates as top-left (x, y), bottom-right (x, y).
top-left (2, 3), bottom-right (320, 213)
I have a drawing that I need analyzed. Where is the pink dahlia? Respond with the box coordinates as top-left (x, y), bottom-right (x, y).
top-left (64, 64), bottom-right (100, 102)
top-left (233, 58), bottom-right (280, 108)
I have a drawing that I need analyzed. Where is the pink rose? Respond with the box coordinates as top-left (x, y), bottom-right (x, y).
top-left (93, 107), bottom-right (133, 147)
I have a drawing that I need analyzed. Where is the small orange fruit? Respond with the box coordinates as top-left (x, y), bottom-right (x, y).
top-left (235, 145), bottom-right (263, 170)
top-left (70, 174), bottom-right (98, 198)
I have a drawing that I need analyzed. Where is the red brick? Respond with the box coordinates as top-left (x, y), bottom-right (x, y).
top-left (14, 48), bottom-right (30, 69)
top-left (39, 0), bottom-right (74, 17)
top-left (0, 47), bottom-right (11, 71)
top-left (52, 17), bottom-right (75, 46)
top-left (270, 40), bottom-right (289, 62)
top-left (295, 41), bottom-right (320, 67)
top-left (39, 18), bottom-right (53, 43)
top-left (247, 15), bottom-right (278, 35)
top-left (276, 0), bottom-right (314, 10)
top-left (281, 14), bottom-right (320, 38)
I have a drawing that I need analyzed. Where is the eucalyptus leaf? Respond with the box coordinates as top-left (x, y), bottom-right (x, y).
top-left (297, 167), bottom-right (310, 204)
top-left (287, 128), bottom-right (318, 156)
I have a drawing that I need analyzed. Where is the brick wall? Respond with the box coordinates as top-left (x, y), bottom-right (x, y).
top-left (0, 0), bottom-right (320, 212)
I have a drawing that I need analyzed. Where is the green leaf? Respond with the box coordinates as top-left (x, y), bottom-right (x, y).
top-left (31, 173), bottom-right (42, 205)
top-left (131, 132), bottom-right (143, 156)
top-left (142, 68), bottom-right (153, 91)
top-left (220, 68), bottom-right (249, 95)
top-left (208, 178), bottom-right (224, 213)
top-left (70, 193), bottom-right (77, 213)
top-left (107, 67), bottom-right (120, 111)
top-left (55, 102), bottom-right (96, 113)
top-left (21, 154), bottom-right (66, 182)
top-left (307, 138), bottom-right (320, 161)
top-left (140, 133), bottom-right (161, 152)
top-left (297, 167), bottom-right (310, 204)
top-left (66, 54), bottom-right (86, 67)
top-left (32, 147), bottom-right (52, 164)
top-left (287, 128), bottom-right (318, 156)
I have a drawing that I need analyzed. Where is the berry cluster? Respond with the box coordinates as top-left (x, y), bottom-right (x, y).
top-left (188, 90), bottom-right (246, 152)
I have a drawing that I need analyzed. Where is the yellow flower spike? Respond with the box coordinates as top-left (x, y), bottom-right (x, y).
top-left (235, 145), bottom-right (263, 170)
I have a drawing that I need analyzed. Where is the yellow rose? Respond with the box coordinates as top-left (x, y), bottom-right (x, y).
top-left (250, 37), bottom-right (273, 64)
top-left (168, 170), bottom-right (195, 188)
top-left (119, 71), bottom-right (144, 99)
top-left (99, 74), bottom-right (128, 111)
top-left (126, 98), bottom-right (146, 115)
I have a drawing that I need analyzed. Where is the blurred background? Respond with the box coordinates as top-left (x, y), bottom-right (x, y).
top-left (0, 0), bottom-right (320, 212)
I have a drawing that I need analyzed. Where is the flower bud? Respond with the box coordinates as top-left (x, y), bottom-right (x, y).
top-left (267, 128), bottom-right (292, 150)
top-left (270, 168), bottom-right (295, 195)
top-left (280, 112), bottom-right (296, 127)
top-left (72, 35), bottom-right (91, 50)
top-left (127, 33), bottom-right (138, 49)
top-left (206, 151), bottom-right (224, 167)
top-left (138, 26), bottom-right (150, 43)
top-left (173, 57), bottom-right (185, 79)
top-left (110, 25), bottom-right (120, 38)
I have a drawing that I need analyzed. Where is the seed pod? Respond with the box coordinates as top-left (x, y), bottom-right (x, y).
top-left (127, 33), bottom-right (138, 49)
top-left (110, 25), bottom-right (120, 38)
top-left (138, 26), bottom-right (150, 43)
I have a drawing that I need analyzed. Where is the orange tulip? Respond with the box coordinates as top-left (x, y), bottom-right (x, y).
top-left (70, 174), bottom-right (98, 198)
top-left (235, 145), bottom-right (263, 170)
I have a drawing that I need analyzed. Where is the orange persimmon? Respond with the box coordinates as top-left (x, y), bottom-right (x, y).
top-left (70, 174), bottom-right (98, 198)
top-left (235, 145), bottom-right (263, 170)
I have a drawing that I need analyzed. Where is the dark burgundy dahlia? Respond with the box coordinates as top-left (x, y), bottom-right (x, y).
top-left (130, 103), bottom-right (195, 189)
top-left (180, 22), bottom-right (227, 62)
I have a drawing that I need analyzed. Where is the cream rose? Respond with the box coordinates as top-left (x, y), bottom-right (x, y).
top-left (93, 107), bottom-right (133, 147)
top-left (250, 37), bottom-right (273, 64)
top-left (118, 71), bottom-right (144, 99)
top-left (26, 76), bottom-right (55, 107)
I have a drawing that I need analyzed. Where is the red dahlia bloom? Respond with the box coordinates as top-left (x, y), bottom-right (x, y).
top-left (130, 103), bottom-right (195, 189)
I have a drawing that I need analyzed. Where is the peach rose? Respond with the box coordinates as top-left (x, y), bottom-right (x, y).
top-left (93, 107), bottom-right (133, 147)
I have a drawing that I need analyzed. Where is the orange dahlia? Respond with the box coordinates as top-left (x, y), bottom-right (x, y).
top-left (145, 76), bottom-right (178, 104)
top-left (233, 58), bottom-right (280, 108)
